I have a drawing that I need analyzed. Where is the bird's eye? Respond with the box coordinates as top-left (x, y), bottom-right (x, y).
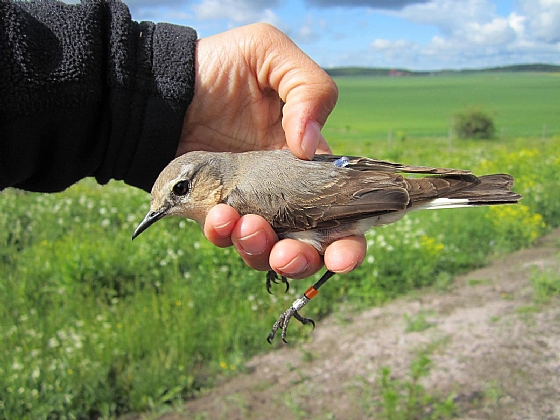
top-left (173, 180), bottom-right (190, 196)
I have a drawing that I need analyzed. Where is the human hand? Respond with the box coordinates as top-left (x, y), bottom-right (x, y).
top-left (178, 22), bottom-right (335, 160)
top-left (179, 23), bottom-right (366, 278)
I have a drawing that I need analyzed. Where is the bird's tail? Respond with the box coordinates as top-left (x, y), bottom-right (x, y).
top-left (413, 174), bottom-right (523, 211)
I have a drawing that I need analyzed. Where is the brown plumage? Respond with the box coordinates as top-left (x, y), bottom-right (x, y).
top-left (133, 150), bottom-right (522, 342)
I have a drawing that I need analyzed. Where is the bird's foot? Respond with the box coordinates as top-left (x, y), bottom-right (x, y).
top-left (266, 271), bottom-right (335, 343)
top-left (266, 270), bottom-right (289, 294)
top-left (267, 295), bottom-right (315, 344)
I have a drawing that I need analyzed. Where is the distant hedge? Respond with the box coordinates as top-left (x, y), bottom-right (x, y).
top-left (453, 106), bottom-right (495, 139)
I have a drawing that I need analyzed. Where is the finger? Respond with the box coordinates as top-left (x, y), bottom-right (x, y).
top-left (269, 238), bottom-right (323, 280)
top-left (204, 204), bottom-right (240, 248)
top-left (257, 24), bottom-right (338, 160)
top-left (315, 131), bottom-right (332, 155)
top-left (324, 235), bottom-right (367, 273)
top-left (231, 214), bottom-right (278, 271)
top-left (282, 80), bottom-right (338, 161)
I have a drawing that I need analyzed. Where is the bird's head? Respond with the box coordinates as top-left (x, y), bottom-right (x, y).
top-left (132, 151), bottom-right (225, 239)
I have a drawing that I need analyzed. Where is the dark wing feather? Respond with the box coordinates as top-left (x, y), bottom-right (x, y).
top-left (405, 174), bottom-right (480, 204)
top-left (272, 170), bottom-right (413, 232)
top-left (444, 174), bottom-right (522, 204)
top-left (312, 154), bottom-right (472, 175)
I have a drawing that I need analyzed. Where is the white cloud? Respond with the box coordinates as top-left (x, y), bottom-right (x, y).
top-left (363, 0), bottom-right (560, 69)
top-left (306, 0), bottom-right (429, 9)
top-left (290, 15), bottom-right (326, 44)
top-left (371, 39), bottom-right (415, 50)
top-left (397, 0), bottom-right (496, 35)
top-left (463, 17), bottom-right (516, 45)
top-left (122, 0), bottom-right (186, 5)
top-left (370, 39), bottom-right (392, 49)
top-left (192, 0), bottom-right (280, 25)
top-left (298, 24), bottom-right (316, 42)
top-left (507, 12), bottom-right (526, 35)
top-left (518, 0), bottom-right (560, 43)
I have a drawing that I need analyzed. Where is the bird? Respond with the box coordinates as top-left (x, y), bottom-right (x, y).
top-left (132, 149), bottom-right (522, 343)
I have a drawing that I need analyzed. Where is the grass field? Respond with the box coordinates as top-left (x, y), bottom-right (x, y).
top-left (1, 73), bottom-right (559, 419)
top-left (324, 73), bottom-right (560, 144)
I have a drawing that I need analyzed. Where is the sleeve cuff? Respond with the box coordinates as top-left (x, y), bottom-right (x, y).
top-left (124, 23), bottom-right (197, 192)
top-left (97, 21), bottom-right (197, 192)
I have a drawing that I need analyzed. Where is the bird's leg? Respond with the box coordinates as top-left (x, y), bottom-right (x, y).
top-left (267, 270), bottom-right (336, 343)
top-left (266, 270), bottom-right (289, 294)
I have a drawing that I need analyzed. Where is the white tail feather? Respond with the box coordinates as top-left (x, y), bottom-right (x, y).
top-left (413, 198), bottom-right (471, 211)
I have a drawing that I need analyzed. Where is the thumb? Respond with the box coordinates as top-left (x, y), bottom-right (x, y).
top-left (258, 25), bottom-right (338, 159)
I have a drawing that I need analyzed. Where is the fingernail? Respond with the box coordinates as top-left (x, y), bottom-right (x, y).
top-left (277, 254), bottom-right (309, 276)
top-left (302, 120), bottom-right (320, 160)
top-left (237, 229), bottom-right (268, 256)
top-left (336, 260), bottom-right (359, 274)
top-left (213, 220), bottom-right (234, 239)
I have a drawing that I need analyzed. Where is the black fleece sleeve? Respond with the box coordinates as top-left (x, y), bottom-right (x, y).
top-left (0, 0), bottom-right (197, 193)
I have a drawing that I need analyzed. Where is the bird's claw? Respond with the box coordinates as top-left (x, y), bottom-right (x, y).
top-left (266, 270), bottom-right (289, 294)
top-left (267, 298), bottom-right (314, 344)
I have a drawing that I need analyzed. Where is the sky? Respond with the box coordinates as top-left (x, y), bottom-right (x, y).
top-left (121, 0), bottom-right (560, 70)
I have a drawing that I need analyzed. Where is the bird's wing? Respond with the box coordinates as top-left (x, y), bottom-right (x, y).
top-left (300, 173), bottom-right (482, 231)
top-left (223, 166), bottom-right (412, 232)
top-left (312, 154), bottom-right (472, 175)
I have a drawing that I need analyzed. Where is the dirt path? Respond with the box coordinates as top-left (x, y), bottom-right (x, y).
top-left (157, 230), bottom-right (560, 420)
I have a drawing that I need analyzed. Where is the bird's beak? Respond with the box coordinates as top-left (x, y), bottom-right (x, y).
top-left (132, 208), bottom-right (167, 240)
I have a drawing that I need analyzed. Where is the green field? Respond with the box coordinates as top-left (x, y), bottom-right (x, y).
top-left (1, 73), bottom-right (559, 419)
top-left (324, 73), bottom-right (560, 144)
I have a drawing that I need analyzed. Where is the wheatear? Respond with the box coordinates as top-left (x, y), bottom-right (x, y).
top-left (133, 150), bottom-right (522, 343)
